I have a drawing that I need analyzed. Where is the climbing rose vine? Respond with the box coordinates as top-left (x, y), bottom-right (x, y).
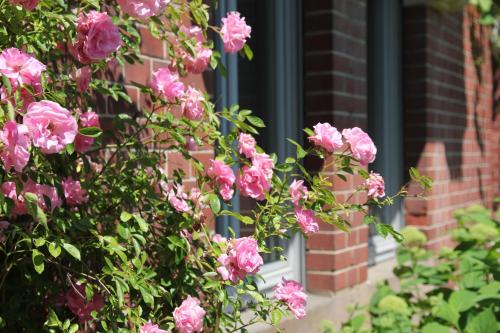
top-left (0, 1), bottom-right (431, 332)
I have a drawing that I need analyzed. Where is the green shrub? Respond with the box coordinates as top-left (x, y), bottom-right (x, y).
top-left (326, 203), bottom-right (500, 333)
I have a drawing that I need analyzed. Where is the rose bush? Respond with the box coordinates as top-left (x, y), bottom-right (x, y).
top-left (0, 1), bottom-right (431, 332)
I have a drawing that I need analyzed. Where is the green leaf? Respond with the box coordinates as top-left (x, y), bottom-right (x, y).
top-left (242, 43), bottom-right (254, 60)
top-left (465, 308), bottom-right (497, 333)
top-left (47, 242), bottom-right (61, 258)
top-left (449, 290), bottom-right (477, 312)
top-left (435, 302), bottom-right (459, 327)
top-left (62, 243), bottom-right (81, 261)
top-left (207, 193), bottom-right (221, 214)
top-left (1, 75), bottom-right (11, 95)
top-left (24, 192), bottom-right (47, 227)
top-left (120, 211), bottom-right (133, 222)
top-left (133, 214), bottom-right (149, 232)
top-left (32, 249), bottom-right (44, 274)
top-left (421, 323), bottom-right (450, 333)
top-left (246, 115), bottom-right (265, 128)
top-left (45, 308), bottom-right (61, 327)
top-left (79, 126), bottom-right (102, 138)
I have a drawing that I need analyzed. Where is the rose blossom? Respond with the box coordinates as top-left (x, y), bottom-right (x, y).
top-left (23, 100), bottom-right (78, 154)
top-left (185, 136), bottom-right (197, 151)
top-left (179, 25), bottom-right (213, 74)
top-left (173, 296), bottom-right (206, 333)
top-left (217, 236), bottom-right (263, 283)
top-left (0, 47), bottom-right (46, 92)
top-left (140, 321), bottom-right (168, 333)
top-left (365, 172), bottom-right (385, 199)
top-left (273, 278), bottom-right (307, 319)
top-left (117, 0), bottom-right (169, 20)
top-left (64, 284), bottom-right (104, 323)
top-left (212, 233), bottom-right (227, 244)
top-left (2, 181), bottom-right (27, 216)
top-left (150, 67), bottom-right (185, 102)
top-left (289, 179), bottom-right (308, 206)
top-left (24, 180), bottom-right (62, 212)
top-left (73, 66), bottom-right (92, 92)
top-left (342, 127), bottom-right (377, 166)
top-left (70, 11), bottom-right (121, 63)
top-left (237, 153), bottom-right (273, 201)
top-left (8, 0), bottom-right (40, 10)
top-left (294, 208), bottom-right (319, 234)
top-left (238, 133), bottom-right (256, 158)
top-left (181, 87), bottom-right (205, 120)
top-left (0, 121), bottom-right (31, 172)
top-left (62, 177), bottom-right (88, 206)
top-left (220, 11), bottom-right (251, 53)
top-left (237, 166), bottom-right (270, 201)
top-left (167, 184), bottom-right (191, 213)
top-left (207, 160), bottom-right (235, 201)
top-left (308, 122), bottom-right (343, 152)
top-left (75, 111), bottom-right (100, 153)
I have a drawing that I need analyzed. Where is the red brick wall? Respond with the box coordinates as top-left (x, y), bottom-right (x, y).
top-left (303, 0), bottom-right (369, 292)
top-left (403, 5), bottom-right (499, 250)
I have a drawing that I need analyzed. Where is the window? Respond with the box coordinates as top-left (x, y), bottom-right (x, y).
top-left (214, 0), bottom-right (304, 289)
top-left (367, 0), bottom-right (404, 264)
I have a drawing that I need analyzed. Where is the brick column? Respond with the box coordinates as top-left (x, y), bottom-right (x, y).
top-left (303, 0), bottom-right (369, 292)
top-left (403, 5), bottom-right (498, 250)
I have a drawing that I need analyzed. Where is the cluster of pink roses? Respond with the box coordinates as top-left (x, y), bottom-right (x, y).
top-left (236, 133), bottom-right (274, 201)
top-left (308, 122), bottom-right (385, 199)
top-left (70, 11), bottom-right (121, 64)
top-left (309, 122), bottom-right (377, 167)
top-left (273, 278), bottom-right (308, 319)
top-left (217, 236), bottom-right (264, 283)
top-left (289, 179), bottom-right (319, 235)
top-left (177, 25), bottom-right (213, 75)
top-left (150, 67), bottom-right (206, 121)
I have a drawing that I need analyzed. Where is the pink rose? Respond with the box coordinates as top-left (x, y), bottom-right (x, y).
top-left (62, 177), bottom-right (88, 206)
top-left (65, 284), bottom-right (104, 323)
top-left (181, 87), bottom-right (205, 120)
top-left (207, 160), bottom-right (235, 201)
top-left (140, 321), bottom-right (168, 333)
top-left (24, 180), bottom-right (62, 213)
top-left (150, 67), bottom-right (185, 102)
top-left (117, 0), bottom-right (169, 20)
top-left (70, 11), bottom-right (121, 63)
top-left (23, 100), bottom-right (78, 154)
top-left (8, 0), bottom-right (39, 11)
top-left (308, 122), bottom-right (343, 153)
top-left (273, 278), bottom-right (307, 319)
top-left (212, 233), bottom-right (227, 244)
top-left (365, 171), bottom-right (385, 199)
top-left (220, 11), bottom-right (251, 53)
top-left (252, 153), bottom-right (274, 180)
top-left (342, 127), bottom-right (377, 166)
top-left (237, 153), bottom-right (273, 201)
top-left (179, 25), bottom-right (212, 74)
top-left (0, 121), bottom-right (31, 172)
top-left (2, 182), bottom-right (27, 216)
top-left (166, 184), bottom-right (191, 213)
top-left (73, 66), bottom-right (92, 92)
top-left (75, 111), bottom-right (101, 153)
top-left (237, 166), bottom-right (270, 201)
top-left (173, 296), bottom-right (206, 333)
top-left (238, 133), bottom-right (256, 158)
top-left (217, 236), bottom-right (263, 283)
top-left (289, 179), bottom-right (308, 207)
top-left (294, 208), bottom-right (319, 234)
top-left (0, 47), bottom-right (45, 92)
